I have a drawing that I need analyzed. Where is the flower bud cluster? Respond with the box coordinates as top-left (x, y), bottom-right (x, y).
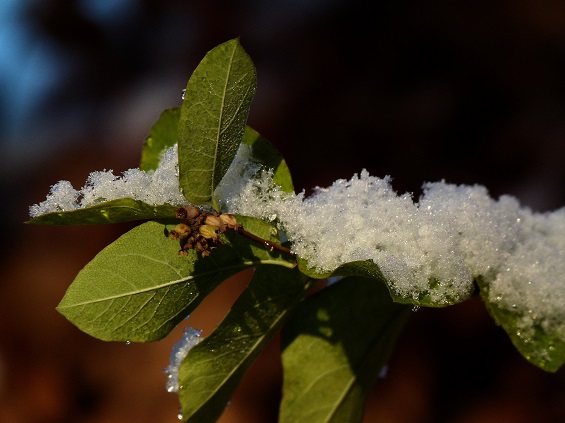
top-left (169, 206), bottom-right (240, 257)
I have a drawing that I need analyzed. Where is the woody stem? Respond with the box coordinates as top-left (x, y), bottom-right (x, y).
top-left (236, 227), bottom-right (295, 257)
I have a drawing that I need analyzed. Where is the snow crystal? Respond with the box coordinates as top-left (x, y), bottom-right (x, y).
top-left (29, 180), bottom-right (80, 217)
top-left (214, 143), bottom-right (258, 206)
top-left (224, 168), bottom-right (565, 333)
top-left (29, 145), bottom-right (186, 217)
top-left (29, 138), bottom-right (565, 339)
top-left (164, 327), bottom-right (203, 394)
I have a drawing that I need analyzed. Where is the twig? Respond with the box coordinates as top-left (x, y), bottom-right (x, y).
top-left (236, 227), bottom-right (296, 257)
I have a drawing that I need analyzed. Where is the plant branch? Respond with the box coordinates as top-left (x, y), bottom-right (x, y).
top-left (236, 227), bottom-right (296, 257)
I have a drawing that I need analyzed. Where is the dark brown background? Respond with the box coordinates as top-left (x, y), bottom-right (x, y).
top-left (1, 1), bottom-right (564, 422)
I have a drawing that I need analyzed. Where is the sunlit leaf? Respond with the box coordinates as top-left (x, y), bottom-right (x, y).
top-left (178, 38), bottom-right (256, 209)
top-left (178, 266), bottom-right (309, 423)
top-left (26, 199), bottom-right (178, 225)
top-left (242, 126), bottom-right (294, 193)
top-left (298, 258), bottom-right (470, 307)
top-left (57, 216), bottom-right (294, 342)
top-left (141, 107), bottom-right (181, 171)
top-left (477, 277), bottom-right (565, 372)
top-left (280, 277), bottom-right (410, 423)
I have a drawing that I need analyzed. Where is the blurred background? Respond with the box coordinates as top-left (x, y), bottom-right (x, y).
top-left (2, 0), bottom-right (565, 422)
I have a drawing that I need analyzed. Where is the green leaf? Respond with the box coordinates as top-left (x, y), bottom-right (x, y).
top-left (178, 266), bottom-right (310, 423)
top-left (141, 107), bottom-right (181, 171)
top-left (298, 258), bottom-right (471, 307)
top-left (178, 38), bottom-right (257, 209)
top-left (297, 258), bottom-right (383, 281)
top-left (26, 199), bottom-right (178, 225)
top-left (242, 126), bottom-right (294, 193)
top-left (56, 216), bottom-right (293, 342)
top-left (476, 277), bottom-right (565, 372)
top-left (280, 277), bottom-right (410, 423)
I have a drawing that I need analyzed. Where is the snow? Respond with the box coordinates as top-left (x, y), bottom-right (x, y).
top-left (30, 142), bottom-right (565, 340)
top-left (164, 326), bottom-right (203, 394)
top-left (222, 164), bottom-right (565, 338)
top-left (29, 145), bottom-right (186, 217)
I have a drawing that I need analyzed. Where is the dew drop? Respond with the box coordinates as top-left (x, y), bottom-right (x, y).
top-left (177, 409), bottom-right (183, 420)
top-left (181, 89), bottom-right (186, 100)
top-left (125, 341), bottom-right (131, 345)
top-left (412, 305), bottom-right (420, 312)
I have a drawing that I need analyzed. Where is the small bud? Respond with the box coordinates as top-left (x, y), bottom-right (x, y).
top-left (204, 215), bottom-right (223, 231)
top-left (175, 208), bottom-right (187, 220)
top-left (185, 205), bottom-right (201, 219)
top-left (195, 238), bottom-right (208, 251)
top-left (199, 225), bottom-right (217, 240)
top-left (169, 223), bottom-right (191, 240)
top-left (219, 214), bottom-right (238, 229)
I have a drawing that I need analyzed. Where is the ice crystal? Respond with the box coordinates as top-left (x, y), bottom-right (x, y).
top-left (223, 167), bottom-right (565, 335)
top-left (29, 139), bottom-right (565, 339)
top-left (164, 327), bottom-right (203, 394)
top-left (29, 145), bottom-right (186, 217)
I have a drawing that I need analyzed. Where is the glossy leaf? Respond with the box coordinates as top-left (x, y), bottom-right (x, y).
top-left (242, 126), bottom-right (294, 193)
top-left (280, 277), bottom-right (410, 423)
top-left (178, 38), bottom-right (256, 208)
top-left (298, 258), bottom-right (471, 307)
top-left (141, 107), bottom-right (181, 171)
top-left (26, 199), bottom-right (178, 225)
top-left (56, 216), bottom-right (294, 342)
top-left (178, 266), bottom-right (309, 423)
top-left (476, 277), bottom-right (565, 372)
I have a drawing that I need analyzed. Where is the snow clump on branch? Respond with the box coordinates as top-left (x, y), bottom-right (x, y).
top-left (220, 161), bottom-right (565, 338)
top-left (29, 145), bottom-right (186, 217)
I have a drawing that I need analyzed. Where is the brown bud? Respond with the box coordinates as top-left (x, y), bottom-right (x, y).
top-left (169, 223), bottom-right (191, 240)
top-left (175, 208), bottom-right (187, 220)
top-left (195, 238), bottom-right (208, 252)
top-left (184, 205), bottom-right (201, 219)
top-left (219, 214), bottom-right (238, 229)
top-left (204, 215), bottom-right (223, 231)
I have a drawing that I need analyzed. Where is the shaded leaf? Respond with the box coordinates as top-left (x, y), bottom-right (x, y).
top-left (178, 38), bottom-right (256, 208)
top-left (242, 126), bottom-right (294, 193)
top-left (280, 277), bottom-right (410, 423)
top-left (141, 107), bottom-right (181, 171)
top-left (57, 216), bottom-right (294, 342)
top-left (178, 266), bottom-right (310, 423)
top-left (298, 258), bottom-right (469, 307)
top-left (476, 277), bottom-right (565, 372)
top-left (26, 199), bottom-right (178, 225)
